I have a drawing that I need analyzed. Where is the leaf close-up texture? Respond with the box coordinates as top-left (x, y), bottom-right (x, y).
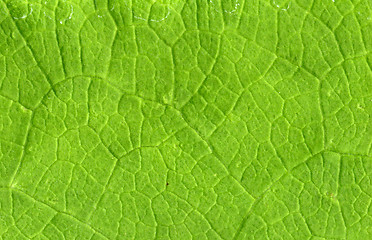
top-left (0, 0), bottom-right (371, 239)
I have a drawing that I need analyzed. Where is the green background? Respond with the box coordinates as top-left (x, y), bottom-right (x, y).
top-left (0, 0), bottom-right (371, 239)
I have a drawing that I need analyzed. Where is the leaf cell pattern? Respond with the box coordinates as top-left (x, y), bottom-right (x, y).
top-left (0, 0), bottom-right (371, 239)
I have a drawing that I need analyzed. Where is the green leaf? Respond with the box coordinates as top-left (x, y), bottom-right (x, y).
top-left (0, 0), bottom-right (371, 239)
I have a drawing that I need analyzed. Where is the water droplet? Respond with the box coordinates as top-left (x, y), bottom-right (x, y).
top-left (150, 7), bottom-right (170, 22)
top-left (224, 0), bottom-right (240, 14)
top-left (68, 5), bottom-right (73, 20)
top-left (281, 1), bottom-right (291, 11)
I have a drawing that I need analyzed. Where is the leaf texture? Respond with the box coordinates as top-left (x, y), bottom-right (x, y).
top-left (0, 0), bottom-right (371, 239)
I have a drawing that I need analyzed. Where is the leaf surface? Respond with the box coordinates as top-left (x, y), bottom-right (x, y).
top-left (0, 0), bottom-right (371, 239)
